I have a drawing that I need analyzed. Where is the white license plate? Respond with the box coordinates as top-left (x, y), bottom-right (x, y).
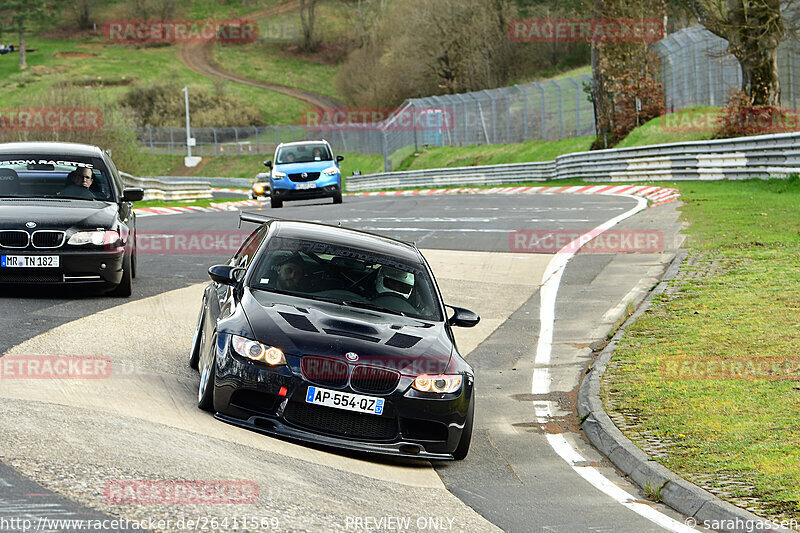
top-left (305, 386), bottom-right (384, 416)
top-left (1, 255), bottom-right (60, 268)
top-left (296, 183), bottom-right (317, 190)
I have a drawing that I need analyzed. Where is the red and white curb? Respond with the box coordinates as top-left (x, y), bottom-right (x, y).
top-left (349, 185), bottom-right (680, 205)
top-left (134, 199), bottom-right (261, 218)
top-left (134, 185), bottom-right (680, 217)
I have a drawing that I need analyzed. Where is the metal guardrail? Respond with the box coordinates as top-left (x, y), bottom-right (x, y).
top-left (119, 172), bottom-right (213, 201)
top-left (346, 131), bottom-right (800, 191)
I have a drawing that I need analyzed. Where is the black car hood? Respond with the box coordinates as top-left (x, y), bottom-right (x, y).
top-left (243, 289), bottom-right (453, 375)
top-left (0, 199), bottom-right (119, 230)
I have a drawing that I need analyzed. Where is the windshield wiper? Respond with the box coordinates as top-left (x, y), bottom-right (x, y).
top-left (341, 300), bottom-right (407, 317)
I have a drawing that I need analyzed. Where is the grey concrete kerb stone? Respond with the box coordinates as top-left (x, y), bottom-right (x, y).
top-left (578, 249), bottom-right (796, 533)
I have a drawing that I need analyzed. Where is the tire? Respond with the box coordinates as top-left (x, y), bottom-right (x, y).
top-left (189, 305), bottom-right (205, 370)
top-left (197, 340), bottom-right (216, 412)
top-left (108, 252), bottom-right (132, 297)
top-left (130, 239), bottom-right (137, 279)
top-left (452, 399), bottom-right (474, 460)
top-left (333, 191), bottom-right (343, 204)
top-left (271, 197), bottom-right (283, 208)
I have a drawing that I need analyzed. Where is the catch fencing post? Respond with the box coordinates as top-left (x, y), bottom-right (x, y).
top-left (567, 77), bottom-right (580, 137)
top-left (550, 80), bottom-right (563, 139)
top-left (532, 82), bottom-right (545, 139)
top-left (499, 87), bottom-right (512, 143)
top-left (515, 84), bottom-right (528, 141)
top-left (484, 90), bottom-right (498, 144)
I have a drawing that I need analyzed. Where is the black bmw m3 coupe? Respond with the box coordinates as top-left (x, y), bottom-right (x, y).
top-left (190, 214), bottom-right (480, 460)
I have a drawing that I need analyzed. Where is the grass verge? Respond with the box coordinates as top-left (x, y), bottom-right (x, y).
top-left (604, 176), bottom-right (800, 522)
top-left (134, 197), bottom-right (247, 209)
top-left (127, 152), bottom-right (384, 179)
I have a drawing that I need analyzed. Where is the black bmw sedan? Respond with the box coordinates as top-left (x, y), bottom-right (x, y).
top-left (190, 215), bottom-right (480, 460)
top-left (0, 142), bottom-right (143, 296)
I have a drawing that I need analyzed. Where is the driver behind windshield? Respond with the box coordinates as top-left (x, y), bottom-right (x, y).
top-left (275, 254), bottom-right (307, 292)
top-left (59, 168), bottom-right (96, 199)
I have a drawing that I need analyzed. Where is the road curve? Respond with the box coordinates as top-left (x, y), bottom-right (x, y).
top-left (0, 195), bottom-right (691, 532)
top-left (176, 0), bottom-right (345, 111)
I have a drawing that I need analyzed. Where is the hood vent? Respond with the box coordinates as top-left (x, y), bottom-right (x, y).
top-left (278, 312), bottom-right (318, 332)
top-left (386, 333), bottom-right (421, 349)
top-left (322, 329), bottom-right (380, 343)
top-left (321, 318), bottom-right (378, 336)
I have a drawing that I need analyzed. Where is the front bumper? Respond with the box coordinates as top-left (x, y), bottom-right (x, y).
top-left (0, 248), bottom-right (125, 286)
top-left (270, 175), bottom-right (340, 202)
top-left (212, 337), bottom-right (472, 460)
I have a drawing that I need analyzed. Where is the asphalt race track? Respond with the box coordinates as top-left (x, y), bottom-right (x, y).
top-left (0, 193), bottom-right (691, 532)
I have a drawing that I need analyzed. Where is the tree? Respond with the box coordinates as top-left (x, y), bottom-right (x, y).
top-left (0, 0), bottom-right (53, 70)
top-left (683, 0), bottom-right (785, 106)
top-left (587, 0), bottom-right (666, 147)
top-left (299, 0), bottom-right (319, 52)
top-left (69, 0), bottom-right (94, 30)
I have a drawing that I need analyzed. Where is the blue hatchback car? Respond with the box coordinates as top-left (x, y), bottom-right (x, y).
top-left (265, 140), bottom-right (343, 208)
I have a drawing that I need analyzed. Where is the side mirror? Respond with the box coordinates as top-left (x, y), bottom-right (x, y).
top-left (264, 160), bottom-right (272, 168)
top-left (208, 265), bottom-right (245, 286)
top-left (336, 155), bottom-right (344, 162)
top-left (447, 306), bottom-right (480, 328)
top-left (121, 188), bottom-right (144, 202)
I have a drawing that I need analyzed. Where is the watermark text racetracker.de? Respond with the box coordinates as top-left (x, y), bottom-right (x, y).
top-left (104, 480), bottom-right (259, 505)
top-left (303, 107), bottom-right (455, 132)
top-left (103, 19), bottom-right (258, 43)
top-left (662, 356), bottom-right (800, 381)
top-left (129, 230), bottom-right (252, 255)
top-left (0, 107), bottom-right (102, 131)
top-left (661, 108), bottom-right (800, 134)
top-left (509, 18), bottom-right (663, 42)
top-left (509, 229), bottom-right (663, 254)
top-left (0, 355), bottom-right (111, 380)
top-left (0, 515), bottom-right (280, 532)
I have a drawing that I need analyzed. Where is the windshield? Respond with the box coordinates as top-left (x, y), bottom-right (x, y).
top-left (250, 237), bottom-right (442, 321)
top-left (275, 143), bottom-right (332, 164)
top-left (0, 155), bottom-right (114, 201)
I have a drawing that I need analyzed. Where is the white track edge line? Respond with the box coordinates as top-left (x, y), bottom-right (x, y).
top-left (531, 193), bottom-right (696, 533)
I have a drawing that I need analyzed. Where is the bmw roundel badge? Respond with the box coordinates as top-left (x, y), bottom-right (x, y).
top-left (25, 221), bottom-right (36, 229)
top-left (345, 352), bottom-right (359, 361)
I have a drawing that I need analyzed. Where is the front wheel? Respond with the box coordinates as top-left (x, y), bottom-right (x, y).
top-left (452, 400), bottom-right (474, 460)
top-left (108, 252), bottom-right (132, 297)
top-left (189, 305), bottom-right (205, 370)
top-left (333, 191), bottom-right (343, 204)
top-left (271, 197), bottom-right (283, 208)
top-left (198, 342), bottom-right (216, 412)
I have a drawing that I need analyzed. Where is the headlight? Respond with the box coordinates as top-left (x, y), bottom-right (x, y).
top-left (253, 185), bottom-right (264, 193)
top-left (68, 230), bottom-right (120, 246)
top-left (231, 335), bottom-right (286, 366)
top-left (322, 166), bottom-right (339, 176)
top-left (412, 374), bottom-right (462, 394)
top-left (272, 171), bottom-right (286, 179)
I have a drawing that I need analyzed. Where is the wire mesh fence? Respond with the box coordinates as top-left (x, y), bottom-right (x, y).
top-left (652, 25), bottom-right (800, 112)
top-left (137, 26), bottom-right (800, 173)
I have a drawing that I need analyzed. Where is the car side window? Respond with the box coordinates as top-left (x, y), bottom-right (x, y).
top-left (234, 225), bottom-right (267, 268)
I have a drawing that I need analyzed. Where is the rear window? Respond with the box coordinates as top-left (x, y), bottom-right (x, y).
top-left (0, 155), bottom-right (114, 201)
